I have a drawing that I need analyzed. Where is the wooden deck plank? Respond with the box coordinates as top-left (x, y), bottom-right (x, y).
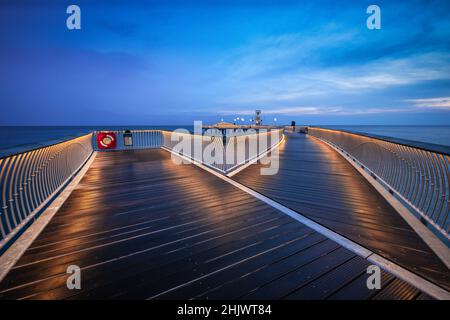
top-left (0, 149), bottom-right (435, 300)
top-left (1, 206), bottom-right (282, 292)
top-left (195, 239), bottom-right (341, 300)
top-left (284, 256), bottom-right (370, 300)
top-left (156, 233), bottom-right (329, 300)
top-left (233, 134), bottom-right (450, 291)
top-left (372, 278), bottom-right (421, 300)
top-left (326, 270), bottom-right (395, 300)
top-left (240, 247), bottom-right (356, 299)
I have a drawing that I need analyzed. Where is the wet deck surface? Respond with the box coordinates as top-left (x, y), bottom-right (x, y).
top-left (233, 134), bottom-right (450, 291)
top-left (0, 149), bottom-right (431, 300)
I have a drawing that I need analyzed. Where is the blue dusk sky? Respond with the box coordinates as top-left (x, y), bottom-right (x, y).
top-left (0, 0), bottom-right (450, 125)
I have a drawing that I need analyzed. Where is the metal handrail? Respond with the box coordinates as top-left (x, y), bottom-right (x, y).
top-left (308, 127), bottom-right (450, 241)
top-left (92, 129), bottom-right (284, 174)
top-left (161, 129), bottom-right (283, 173)
top-left (0, 133), bottom-right (94, 251)
top-left (93, 130), bottom-right (163, 150)
top-left (162, 130), bottom-right (228, 172)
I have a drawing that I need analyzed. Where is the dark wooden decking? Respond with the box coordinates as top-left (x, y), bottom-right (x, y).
top-left (233, 133), bottom-right (450, 291)
top-left (0, 149), bottom-right (431, 300)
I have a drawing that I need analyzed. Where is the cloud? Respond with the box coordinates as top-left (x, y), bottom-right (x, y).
top-left (213, 28), bottom-right (450, 106)
top-left (327, 53), bottom-right (450, 89)
top-left (406, 97), bottom-right (450, 109)
top-left (218, 106), bottom-right (411, 116)
top-left (2, 0), bottom-right (450, 125)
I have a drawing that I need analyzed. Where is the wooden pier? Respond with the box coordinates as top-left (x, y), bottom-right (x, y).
top-left (0, 134), bottom-right (448, 299)
top-left (233, 134), bottom-right (450, 291)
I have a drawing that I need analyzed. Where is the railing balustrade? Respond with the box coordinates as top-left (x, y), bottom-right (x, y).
top-left (0, 134), bottom-right (94, 250)
top-left (308, 127), bottom-right (450, 241)
top-left (162, 129), bottom-right (283, 173)
top-left (93, 130), bottom-right (163, 150)
top-left (93, 129), bottom-right (284, 174)
top-left (0, 128), bottom-right (281, 251)
top-left (3, 127), bottom-right (448, 251)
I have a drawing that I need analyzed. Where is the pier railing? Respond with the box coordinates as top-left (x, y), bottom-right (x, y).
top-left (161, 130), bottom-right (228, 172)
top-left (0, 128), bottom-right (282, 251)
top-left (308, 127), bottom-right (450, 241)
top-left (162, 129), bottom-right (283, 173)
top-left (93, 129), bottom-right (283, 174)
top-left (93, 130), bottom-right (163, 150)
top-left (0, 134), bottom-right (94, 251)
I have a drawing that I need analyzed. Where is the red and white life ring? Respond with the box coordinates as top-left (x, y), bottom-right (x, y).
top-left (96, 132), bottom-right (117, 149)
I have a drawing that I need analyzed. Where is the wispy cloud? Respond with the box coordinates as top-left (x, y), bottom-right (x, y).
top-left (313, 53), bottom-right (450, 90)
top-left (214, 29), bottom-right (450, 105)
top-left (219, 106), bottom-right (411, 116)
top-left (406, 97), bottom-right (450, 109)
top-left (2, 1), bottom-right (450, 125)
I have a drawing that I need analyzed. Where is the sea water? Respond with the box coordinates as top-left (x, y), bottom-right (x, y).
top-left (0, 125), bottom-right (449, 158)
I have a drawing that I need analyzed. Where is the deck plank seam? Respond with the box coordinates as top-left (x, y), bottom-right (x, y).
top-left (161, 146), bottom-right (450, 300)
top-left (0, 212), bottom-right (293, 295)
